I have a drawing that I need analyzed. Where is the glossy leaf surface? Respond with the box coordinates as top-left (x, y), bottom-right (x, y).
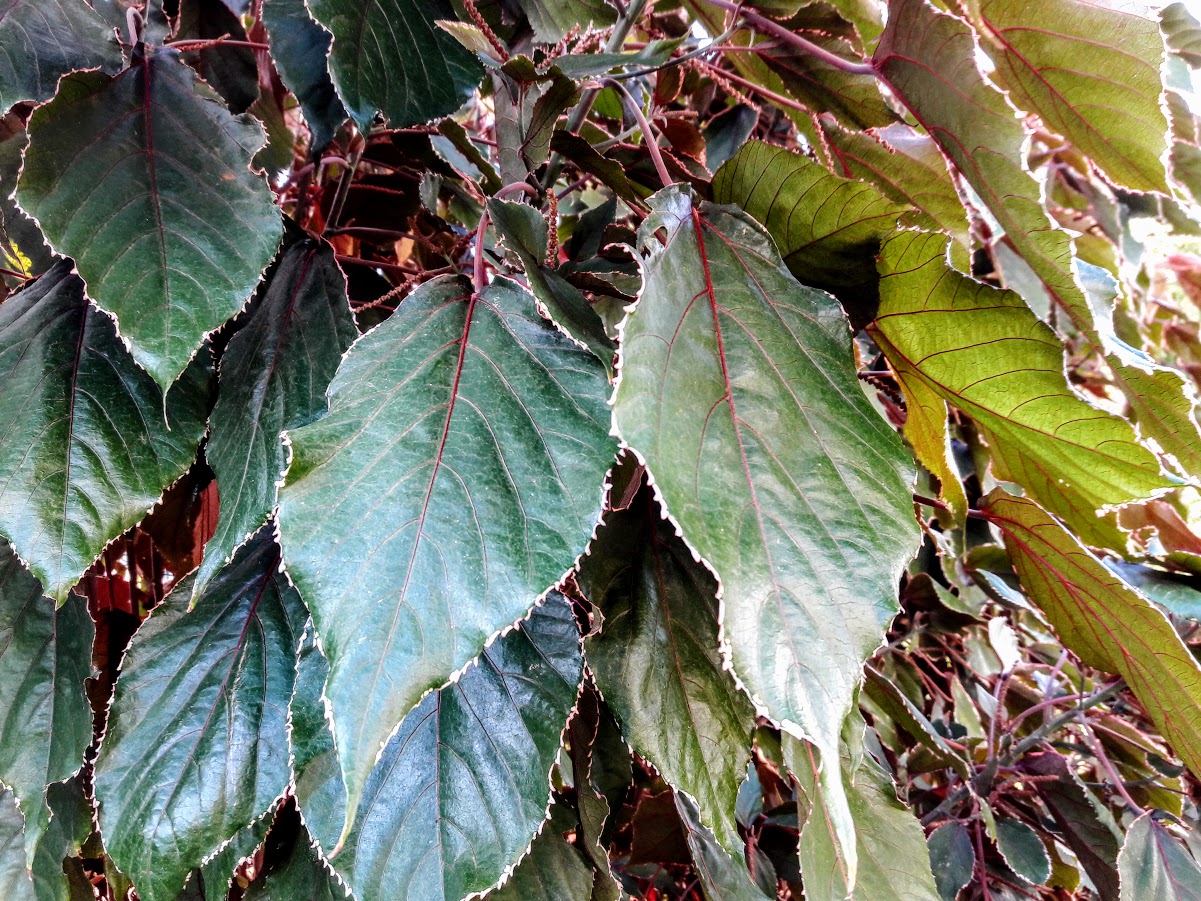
top-left (484, 801), bottom-right (597, 901)
top-left (261, 0), bottom-right (347, 153)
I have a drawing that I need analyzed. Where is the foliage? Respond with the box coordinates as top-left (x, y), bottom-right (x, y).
top-left (2, 0), bottom-right (1201, 899)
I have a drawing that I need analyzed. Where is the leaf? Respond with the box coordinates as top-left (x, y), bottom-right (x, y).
top-left (0, 539), bottom-right (93, 870)
top-left (927, 822), bottom-right (974, 901)
top-left (307, 0), bottom-right (483, 128)
top-left (33, 777), bottom-right (94, 901)
top-left (289, 624), bottom-right (346, 856)
top-left (1164, 3), bottom-right (1201, 69)
top-left (261, 0), bottom-right (347, 153)
top-left (0, 0), bottom-right (121, 113)
top-left (674, 793), bottom-right (770, 901)
top-left (981, 490), bottom-right (1201, 781)
top-left (94, 530), bottom-right (307, 901)
top-left (197, 238), bottom-right (356, 600)
top-left (712, 140), bottom-right (909, 327)
top-left (17, 49), bottom-right (283, 390)
top-left (277, 273), bottom-right (614, 841)
top-left (0, 787), bottom-right (33, 901)
top-left (516, 0), bottom-right (615, 45)
top-left (0, 260), bottom-right (209, 602)
top-left (868, 231), bottom-right (1169, 547)
top-left (331, 595), bottom-right (584, 901)
top-left (995, 818), bottom-right (1050, 886)
top-left (242, 826), bottom-right (345, 901)
top-left (176, 0), bottom-right (259, 114)
top-left (579, 484), bottom-right (756, 858)
top-left (1118, 813), bottom-right (1201, 901)
top-left (0, 123), bottom-right (50, 282)
top-left (484, 801), bottom-right (597, 901)
top-left (969, 0), bottom-right (1170, 194)
top-left (175, 813), bottom-right (273, 901)
top-left (612, 185), bottom-right (919, 885)
top-left (792, 740), bottom-right (940, 901)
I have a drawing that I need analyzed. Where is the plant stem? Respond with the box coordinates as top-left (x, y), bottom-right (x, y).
top-left (703, 0), bottom-right (877, 76)
top-left (323, 140), bottom-right (364, 236)
top-left (602, 79), bottom-right (672, 189)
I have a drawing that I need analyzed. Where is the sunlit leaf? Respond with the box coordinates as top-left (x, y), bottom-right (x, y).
top-left (1118, 812), bottom-right (1201, 901)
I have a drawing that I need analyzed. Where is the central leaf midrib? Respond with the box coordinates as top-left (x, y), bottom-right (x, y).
top-left (140, 55), bottom-right (173, 362)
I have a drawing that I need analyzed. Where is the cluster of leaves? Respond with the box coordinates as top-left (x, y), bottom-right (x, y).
top-left (5, 0), bottom-right (1201, 898)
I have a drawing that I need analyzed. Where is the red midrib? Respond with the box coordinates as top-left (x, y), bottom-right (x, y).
top-left (141, 56), bottom-right (172, 360)
top-left (59, 300), bottom-right (89, 583)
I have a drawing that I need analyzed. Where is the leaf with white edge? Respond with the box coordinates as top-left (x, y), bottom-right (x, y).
top-left (968, 0), bottom-right (1170, 194)
top-left (0, 260), bottom-right (209, 603)
top-left (290, 624), bottom-right (346, 855)
top-left (1118, 812), bottom-right (1201, 901)
top-left (995, 818), bottom-right (1050, 886)
top-left (1164, 3), bottom-right (1201, 69)
top-left (869, 231), bottom-right (1170, 548)
top-left (197, 238), bottom-right (356, 601)
top-left (0, 787), bottom-right (33, 901)
top-left (613, 184), bottom-right (919, 886)
top-left (261, 0), bottom-right (347, 153)
top-left (0, 538), bottom-right (93, 869)
top-left (0, 0), bottom-right (121, 113)
top-left (331, 595), bottom-right (583, 901)
top-left (0, 124), bottom-right (49, 282)
top-left (307, 0), bottom-right (483, 128)
top-left (278, 273), bottom-right (613, 842)
top-left (175, 812), bottom-right (273, 901)
top-left (579, 484), bottom-right (756, 858)
top-left (926, 822), bottom-right (974, 901)
top-left (790, 737), bottom-right (940, 901)
top-left (981, 489), bottom-right (1201, 781)
top-left (674, 793), bottom-right (769, 901)
top-left (242, 826), bottom-right (345, 901)
top-left (94, 530), bottom-right (307, 901)
top-left (17, 48), bottom-right (283, 390)
top-left (712, 140), bottom-right (909, 326)
top-left (33, 777), bottom-right (93, 901)
top-left (516, 0), bottom-right (616, 45)
top-left (484, 801), bottom-right (597, 901)
top-left (175, 0), bottom-right (259, 115)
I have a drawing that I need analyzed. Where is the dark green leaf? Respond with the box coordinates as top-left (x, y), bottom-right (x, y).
top-left (95, 531), bottom-right (307, 901)
top-left (332, 595), bottom-right (583, 901)
top-left (0, 123), bottom-right (49, 282)
top-left (197, 239), bottom-right (356, 601)
top-left (0, 787), bottom-right (34, 901)
top-left (0, 539), bottom-right (92, 871)
top-left (176, 0), bottom-right (259, 114)
top-left (0, 261), bottom-right (208, 602)
top-left (1118, 813), bottom-right (1201, 901)
top-left (278, 274), bottom-right (614, 841)
top-left (516, 0), bottom-right (615, 44)
top-left (261, 0), bottom-right (347, 153)
top-left (484, 801), bottom-right (597, 901)
top-left (675, 793), bottom-right (770, 901)
top-left (307, 0), bottom-right (483, 128)
top-left (290, 624), bottom-right (346, 856)
top-left (242, 827), bottom-right (345, 901)
top-left (995, 819), bottom-right (1050, 886)
top-left (580, 485), bottom-right (755, 857)
top-left (612, 185), bottom-right (918, 881)
top-left (0, 0), bottom-right (121, 113)
top-left (175, 813), bottom-right (274, 901)
top-left (17, 49), bottom-right (283, 390)
top-left (927, 822), bottom-right (974, 901)
top-left (33, 777), bottom-right (93, 901)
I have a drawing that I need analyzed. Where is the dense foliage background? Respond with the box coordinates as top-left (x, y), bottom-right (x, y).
top-left (2, 0), bottom-right (1201, 898)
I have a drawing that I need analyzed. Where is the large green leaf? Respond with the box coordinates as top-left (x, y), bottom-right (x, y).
top-left (94, 531), bottom-right (307, 901)
top-left (331, 595), bottom-right (583, 901)
top-left (484, 801), bottom-right (597, 901)
top-left (0, 786), bottom-right (33, 901)
top-left (306, 0), bottom-right (483, 128)
top-left (674, 793), bottom-right (769, 901)
top-left (1118, 812), bottom-right (1201, 901)
top-left (0, 0), bottom-right (120, 113)
top-left (242, 827), bottom-right (345, 901)
top-left (868, 231), bottom-right (1169, 546)
top-left (969, 0), bottom-right (1169, 194)
top-left (197, 238), bottom-right (356, 601)
top-left (289, 623), bottom-right (346, 856)
top-left (17, 49), bottom-right (283, 390)
top-left (261, 0), bottom-right (347, 153)
top-left (712, 140), bottom-right (909, 326)
top-left (612, 185), bottom-right (918, 884)
top-left (981, 490), bottom-right (1201, 781)
top-left (579, 485), bottom-right (755, 857)
top-left (0, 260), bottom-right (209, 602)
top-left (278, 273), bottom-right (613, 841)
top-left (0, 539), bottom-right (92, 869)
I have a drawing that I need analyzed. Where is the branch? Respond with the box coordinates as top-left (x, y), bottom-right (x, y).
top-left (703, 0), bottom-right (877, 76)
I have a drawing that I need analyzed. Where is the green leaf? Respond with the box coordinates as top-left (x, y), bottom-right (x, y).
top-left (969, 0), bottom-right (1170, 194)
top-left (307, 0), bottom-right (483, 128)
top-left (995, 818), bottom-right (1050, 886)
top-left (1118, 813), bottom-right (1201, 901)
top-left (289, 624), bottom-right (346, 856)
top-left (332, 595), bottom-right (584, 901)
top-left (176, 0), bottom-right (259, 114)
top-left (674, 792), bottom-right (769, 901)
top-left (34, 777), bottom-right (93, 901)
top-left (484, 801), bottom-right (598, 901)
top-left (712, 140), bottom-right (909, 327)
top-left (579, 484), bottom-right (756, 858)
top-left (278, 273), bottom-right (614, 841)
top-left (197, 238), bottom-right (356, 601)
top-left (868, 231), bottom-right (1169, 547)
top-left (242, 827), bottom-right (345, 901)
top-left (981, 490), bottom-right (1201, 782)
top-left (0, 0), bottom-right (121, 113)
top-left (0, 123), bottom-right (49, 282)
top-left (1164, 3), bottom-right (1201, 69)
top-left (0, 787), bottom-right (34, 901)
top-left (17, 49), bottom-right (283, 390)
top-left (516, 0), bottom-right (615, 45)
top-left (175, 813), bottom-right (273, 901)
top-left (792, 739), bottom-right (940, 901)
top-left (0, 260), bottom-right (209, 602)
top-left (94, 531), bottom-right (307, 901)
top-left (0, 539), bottom-right (93, 870)
top-left (612, 184), bottom-right (918, 885)
top-left (927, 822), bottom-right (973, 901)
top-left (261, 0), bottom-right (347, 153)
